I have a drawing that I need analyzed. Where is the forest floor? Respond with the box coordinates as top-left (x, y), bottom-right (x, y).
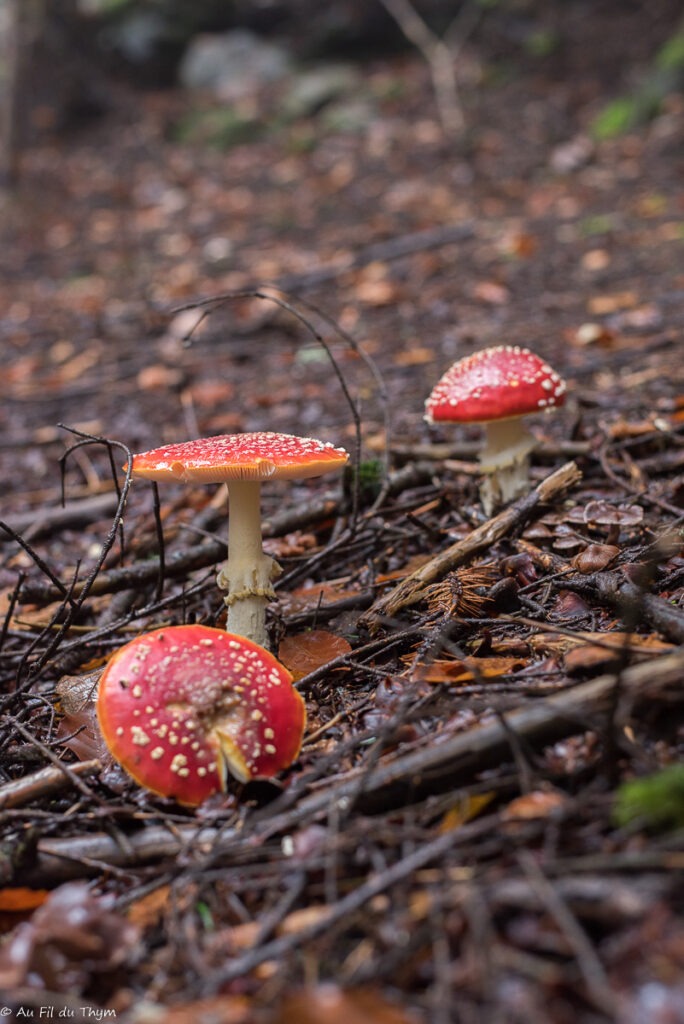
top-left (1, 3), bottom-right (684, 1021)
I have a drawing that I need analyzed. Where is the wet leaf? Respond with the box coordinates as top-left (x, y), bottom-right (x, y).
top-left (126, 885), bottom-right (172, 930)
top-left (279, 630), bottom-right (352, 681)
top-left (274, 985), bottom-right (417, 1024)
top-left (264, 531), bottom-right (318, 559)
top-left (141, 996), bottom-right (252, 1024)
top-left (564, 632), bottom-right (673, 673)
top-left (55, 670), bottom-right (108, 761)
top-left (412, 655), bottom-right (525, 685)
top-left (502, 789), bottom-right (569, 821)
top-left (0, 888), bottom-right (49, 911)
top-left (278, 579), bottom-right (359, 615)
top-left (587, 290), bottom-right (638, 315)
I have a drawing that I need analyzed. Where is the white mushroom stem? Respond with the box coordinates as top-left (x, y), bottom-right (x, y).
top-left (215, 480), bottom-right (281, 648)
top-left (478, 417), bottom-right (537, 517)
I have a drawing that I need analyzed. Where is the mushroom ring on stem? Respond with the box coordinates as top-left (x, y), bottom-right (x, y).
top-left (97, 625), bottom-right (306, 806)
top-left (425, 345), bottom-right (566, 515)
top-left (128, 432), bottom-right (349, 647)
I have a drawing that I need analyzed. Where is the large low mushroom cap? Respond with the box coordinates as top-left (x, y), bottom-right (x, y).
top-left (425, 345), bottom-right (566, 424)
top-left (96, 625), bottom-right (306, 806)
top-left (128, 432), bottom-right (349, 483)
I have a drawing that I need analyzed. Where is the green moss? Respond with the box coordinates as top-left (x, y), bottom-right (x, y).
top-left (613, 764), bottom-right (684, 832)
top-left (656, 28), bottom-right (684, 72)
top-left (173, 108), bottom-right (264, 149)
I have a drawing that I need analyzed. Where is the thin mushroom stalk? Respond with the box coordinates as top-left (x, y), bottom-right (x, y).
top-left (127, 432), bottom-right (349, 650)
top-left (216, 478), bottom-right (282, 643)
top-left (478, 416), bottom-right (538, 516)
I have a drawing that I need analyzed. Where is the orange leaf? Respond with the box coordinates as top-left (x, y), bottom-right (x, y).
top-left (502, 789), bottom-right (569, 821)
top-left (394, 346), bottom-right (435, 367)
top-left (279, 630), bottom-right (352, 682)
top-left (126, 885), bottom-right (172, 930)
top-left (412, 656), bottom-right (525, 685)
top-left (277, 580), bottom-right (359, 615)
top-left (438, 793), bottom-right (495, 832)
top-left (0, 888), bottom-right (49, 911)
top-left (587, 290), bottom-right (637, 315)
top-left (144, 995), bottom-right (252, 1024)
top-left (274, 986), bottom-right (415, 1024)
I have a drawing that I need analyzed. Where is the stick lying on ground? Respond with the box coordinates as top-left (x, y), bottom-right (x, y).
top-left (363, 460), bottom-right (582, 623)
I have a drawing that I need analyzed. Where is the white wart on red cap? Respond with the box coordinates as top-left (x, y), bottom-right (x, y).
top-left (97, 625), bottom-right (306, 806)
top-left (425, 345), bottom-right (566, 424)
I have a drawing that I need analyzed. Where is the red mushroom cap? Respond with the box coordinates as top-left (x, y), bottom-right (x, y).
top-left (127, 432), bottom-right (349, 484)
top-left (425, 346), bottom-right (566, 424)
top-left (96, 625), bottom-right (305, 806)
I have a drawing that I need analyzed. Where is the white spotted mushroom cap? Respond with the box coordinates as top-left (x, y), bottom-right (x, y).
top-left (96, 625), bottom-right (306, 806)
top-left (127, 432), bottom-right (349, 483)
top-left (425, 346), bottom-right (567, 424)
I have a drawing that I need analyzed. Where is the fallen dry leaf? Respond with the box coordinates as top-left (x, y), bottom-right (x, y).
top-left (126, 885), bottom-right (172, 931)
top-left (274, 984), bottom-right (417, 1024)
top-left (502, 789), bottom-right (569, 821)
top-left (564, 632), bottom-right (673, 673)
top-left (0, 888), bottom-right (50, 912)
top-left (438, 792), bottom-right (495, 832)
top-left (411, 655), bottom-right (525, 685)
top-left (278, 579), bottom-right (360, 615)
top-left (587, 290), bottom-right (638, 315)
top-left (55, 670), bottom-right (108, 761)
top-left (141, 995), bottom-right (252, 1024)
top-left (279, 629), bottom-right (352, 681)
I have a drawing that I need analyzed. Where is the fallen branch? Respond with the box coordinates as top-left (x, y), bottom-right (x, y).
top-left (363, 461), bottom-right (582, 623)
top-left (0, 759), bottom-right (101, 809)
top-left (561, 570), bottom-right (684, 646)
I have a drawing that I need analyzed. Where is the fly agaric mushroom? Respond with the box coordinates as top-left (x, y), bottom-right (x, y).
top-left (96, 624), bottom-right (306, 805)
top-left (425, 345), bottom-right (566, 515)
top-left (128, 432), bottom-right (349, 647)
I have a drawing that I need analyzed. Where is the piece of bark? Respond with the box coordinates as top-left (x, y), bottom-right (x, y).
top-left (364, 461), bottom-right (582, 623)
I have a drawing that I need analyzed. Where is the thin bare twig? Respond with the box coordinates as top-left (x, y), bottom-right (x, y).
top-left (377, 0), bottom-right (464, 137)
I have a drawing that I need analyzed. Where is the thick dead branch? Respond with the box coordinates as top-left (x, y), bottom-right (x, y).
top-left (0, 759), bottom-right (100, 809)
top-left (561, 570), bottom-right (684, 646)
top-left (364, 461), bottom-right (582, 623)
top-left (0, 493), bottom-right (118, 544)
